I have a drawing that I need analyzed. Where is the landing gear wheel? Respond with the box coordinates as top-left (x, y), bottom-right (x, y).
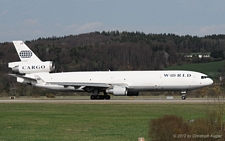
top-left (96, 95), bottom-right (105, 100)
top-left (90, 95), bottom-right (106, 100)
top-left (105, 95), bottom-right (111, 100)
top-left (96, 95), bottom-right (100, 100)
top-left (181, 96), bottom-right (186, 100)
top-left (90, 95), bottom-right (96, 100)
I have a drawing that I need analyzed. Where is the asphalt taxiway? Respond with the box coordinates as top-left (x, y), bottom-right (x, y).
top-left (0, 99), bottom-right (216, 104)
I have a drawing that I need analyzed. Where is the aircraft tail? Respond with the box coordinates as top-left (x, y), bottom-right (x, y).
top-left (13, 41), bottom-right (41, 63)
top-left (9, 41), bottom-right (55, 74)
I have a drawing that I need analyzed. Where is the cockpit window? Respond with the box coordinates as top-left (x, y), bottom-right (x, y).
top-left (201, 76), bottom-right (208, 79)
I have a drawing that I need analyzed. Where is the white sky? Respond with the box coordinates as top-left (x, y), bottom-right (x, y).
top-left (0, 0), bottom-right (225, 42)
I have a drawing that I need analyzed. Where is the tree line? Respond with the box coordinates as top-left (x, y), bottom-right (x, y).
top-left (0, 31), bottom-right (225, 96)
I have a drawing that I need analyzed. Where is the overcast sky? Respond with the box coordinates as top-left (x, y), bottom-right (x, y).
top-left (0, 0), bottom-right (225, 42)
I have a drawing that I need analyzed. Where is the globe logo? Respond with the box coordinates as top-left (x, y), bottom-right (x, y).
top-left (19, 50), bottom-right (32, 58)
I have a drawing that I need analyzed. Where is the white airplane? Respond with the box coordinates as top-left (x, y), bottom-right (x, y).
top-left (8, 41), bottom-right (213, 100)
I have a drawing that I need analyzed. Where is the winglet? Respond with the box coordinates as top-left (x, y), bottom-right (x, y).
top-left (13, 41), bottom-right (41, 63)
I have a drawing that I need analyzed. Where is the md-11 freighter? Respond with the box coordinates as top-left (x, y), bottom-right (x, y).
top-left (8, 41), bottom-right (213, 100)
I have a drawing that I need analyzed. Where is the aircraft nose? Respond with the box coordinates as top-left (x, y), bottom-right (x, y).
top-left (208, 78), bottom-right (213, 85)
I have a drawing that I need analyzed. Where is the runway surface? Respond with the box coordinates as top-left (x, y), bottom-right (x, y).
top-left (0, 99), bottom-right (216, 104)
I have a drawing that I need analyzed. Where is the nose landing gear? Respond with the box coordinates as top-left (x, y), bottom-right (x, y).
top-left (181, 95), bottom-right (186, 100)
top-left (181, 90), bottom-right (187, 100)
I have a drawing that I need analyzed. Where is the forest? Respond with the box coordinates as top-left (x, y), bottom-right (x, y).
top-left (0, 31), bottom-right (225, 96)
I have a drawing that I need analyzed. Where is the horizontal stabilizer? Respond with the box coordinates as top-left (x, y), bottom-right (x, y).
top-left (8, 74), bottom-right (37, 81)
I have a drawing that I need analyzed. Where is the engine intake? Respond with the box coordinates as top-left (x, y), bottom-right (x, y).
top-left (106, 86), bottom-right (127, 96)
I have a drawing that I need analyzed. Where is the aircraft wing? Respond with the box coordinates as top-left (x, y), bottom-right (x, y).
top-left (49, 82), bottom-right (110, 88)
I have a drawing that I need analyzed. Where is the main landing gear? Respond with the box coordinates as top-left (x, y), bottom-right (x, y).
top-left (90, 90), bottom-right (110, 100)
top-left (86, 88), bottom-right (111, 100)
top-left (90, 94), bottom-right (111, 100)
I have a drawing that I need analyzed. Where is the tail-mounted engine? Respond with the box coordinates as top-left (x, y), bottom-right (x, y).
top-left (8, 61), bottom-right (55, 74)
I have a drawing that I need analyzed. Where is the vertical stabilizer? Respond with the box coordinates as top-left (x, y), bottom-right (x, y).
top-left (13, 41), bottom-right (41, 63)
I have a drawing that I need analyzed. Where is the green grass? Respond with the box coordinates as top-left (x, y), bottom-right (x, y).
top-left (165, 60), bottom-right (225, 76)
top-left (0, 103), bottom-right (209, 141)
